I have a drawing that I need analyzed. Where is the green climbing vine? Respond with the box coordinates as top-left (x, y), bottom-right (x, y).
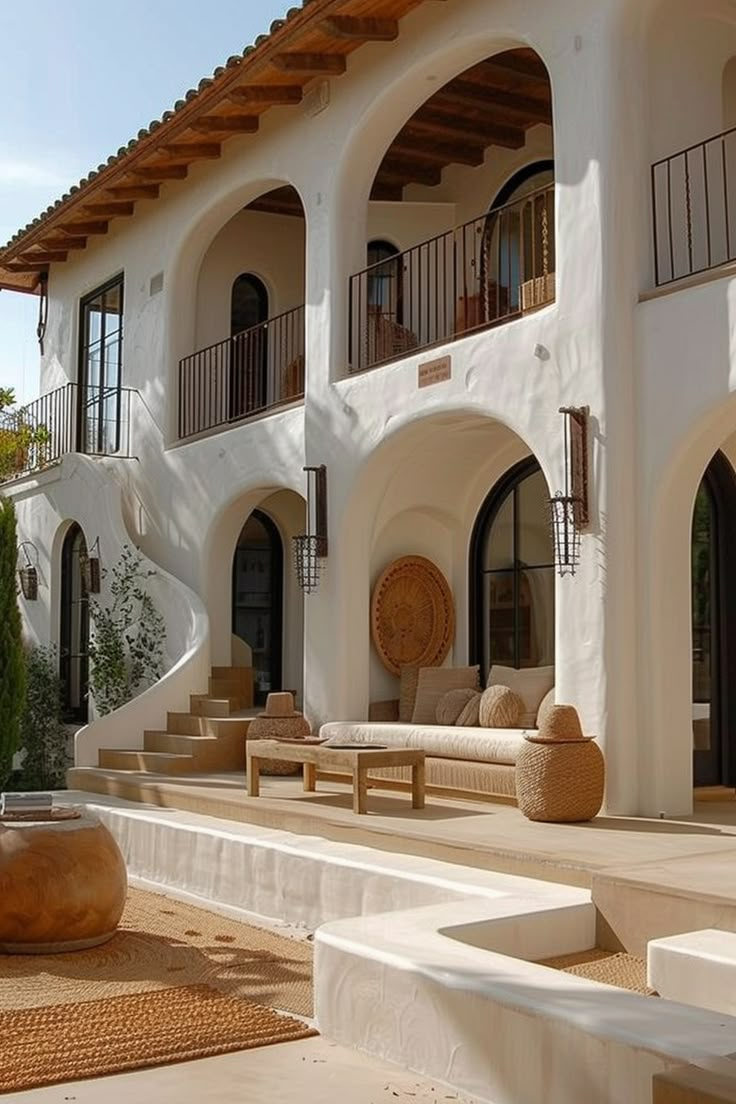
top-left (88, 545), bottom-right (166, 716)
top-left (16, 645), bottom-right (70, 790)
top-left (0, 388), bottom-right (51, 482)
top-left (0, 495), bottom-right (26, 785)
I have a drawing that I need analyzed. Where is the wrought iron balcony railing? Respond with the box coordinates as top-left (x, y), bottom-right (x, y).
top-left (652, 126), bottom-right (736, 286)
top-left (178, 304), bottom-right (305, 441)
top-left (0, 382), bottom-right (135, 483)
top-left (348, 182), bottom-right (555, 374)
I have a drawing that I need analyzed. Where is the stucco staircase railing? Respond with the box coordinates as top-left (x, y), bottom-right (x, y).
top-left (97, 666), bottom-right (256, 773)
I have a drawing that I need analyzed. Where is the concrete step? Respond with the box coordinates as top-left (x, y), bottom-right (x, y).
top-left (98, 749), bottom-right (194, 773)
top-left (208, 677), bottom-right (252, 706)
top-left (144, 730), bottom-right (247, 770)
top-left (189, 694), bottom-right (239, 717)
top-left (166, 712), bottom-right (252, 737)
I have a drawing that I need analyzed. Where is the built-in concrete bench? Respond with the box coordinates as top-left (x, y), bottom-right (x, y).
top-left (648, 929), bottom-right (736, 1015)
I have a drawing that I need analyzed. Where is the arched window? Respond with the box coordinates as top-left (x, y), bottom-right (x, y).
top-left (230, 274), bottom-right (269, 418)
top-left (482, 161), bottom-right (555, 318)
top-left (232, 509), bottom-right (283, 705)
top-left (367, 239), bottom-right (403, 325)
top-left (470, 457), bottom-right (555, 680)
top-left (60, 523), bottom-right (89, 723)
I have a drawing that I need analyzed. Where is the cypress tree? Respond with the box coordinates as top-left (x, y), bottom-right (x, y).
top-left (0, 496), bottom-right (26, 785)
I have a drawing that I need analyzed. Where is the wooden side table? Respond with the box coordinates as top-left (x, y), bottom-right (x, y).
top-left (247, 740), bottom-right (426, 815)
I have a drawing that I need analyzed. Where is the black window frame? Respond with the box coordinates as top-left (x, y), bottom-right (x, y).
top-left (77, 272), bottom-right (124, 455)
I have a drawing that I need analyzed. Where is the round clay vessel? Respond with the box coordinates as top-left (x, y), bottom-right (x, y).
top-left (0, 807), bottom-right (127, 953)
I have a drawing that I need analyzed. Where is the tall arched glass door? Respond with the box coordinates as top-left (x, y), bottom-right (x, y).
top-left (470, 458), bottom-right (555, 681)
top-left (230, 273), bottom-right (269, 419)
top-left (60, 523), bottom-right (89, 723)
top-left (232, 509), bottom-right (283, 706)
top-left (692, 451), bottom-right (736, 787)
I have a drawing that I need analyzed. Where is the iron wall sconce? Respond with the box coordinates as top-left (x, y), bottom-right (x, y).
top-left (17, 541), bottom-right (39, 600)
top-left (293, 465), bottom-right (328, 594)
top-left (81, 536), bottom-right (101, 594)
top-left (549, 406), bottom-right (589, 577)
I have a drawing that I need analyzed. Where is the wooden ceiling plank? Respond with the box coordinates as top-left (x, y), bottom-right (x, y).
top-left (161, 143), bottom-right (222, 159)
top-left (4, 262), bottom-right (51, 274)
top-left (484, 52), bottom-right (549, 84)
top-left (378, 158), bottom-right (442, 186)
top-left (370, 183), bottom-right (404, 201)
top-left (107, 184), bottom-right (160, 199)
top-left (226, 84), bottom-right (303, 105)
top-left (189, 115), bottom-right (260, 133)
top-left (17, 251), bottom-right (68, 264)
top-left (39, 236), bottom-right (87, 250)
top-left (320, 15), bottom-right (399, 41)
top-left (432, 82), bottom-right (551, 123)
top-left (391, 138), bottom-right (485, 167)
top-left (408, 108), bottom-right (525, 148)
top-left (271, 52), bottom-right (346, 75)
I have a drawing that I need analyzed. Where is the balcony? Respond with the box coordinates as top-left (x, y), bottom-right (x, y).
top-left (178, 304), bottom-right (305, 442)
top-left (0, 383), bottom-right (134, 484)
top-left (652, 127), bottom-right (736, 286)
top-left (348, 183), bottom-right (555, 375)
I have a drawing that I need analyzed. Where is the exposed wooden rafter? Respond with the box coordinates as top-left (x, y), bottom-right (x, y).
top-left (58, 221), bottom-right (109, 236)
top-left (226, 85), bottom-right (303, 105)
top-left (106, 184), bottom-right (161, 200)
top-left (320, 15), bottom-right (398, 40)
top-left (190, 115), bottom-right (260, 133)
top-left (83, 201), bottom-right (136, 217)
top-left (272, 53), bottom-right (346, 75)
top-left (132, 165), bottom-right (189, 181)
top-left (161, 143), bottom-right (222, 160)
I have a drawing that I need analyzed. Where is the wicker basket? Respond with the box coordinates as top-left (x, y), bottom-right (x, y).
top-left (516, 738), bottom-right (604, 822)
top-left (247, 714), bottom-right (310, 775)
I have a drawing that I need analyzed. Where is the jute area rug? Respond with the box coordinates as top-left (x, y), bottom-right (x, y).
top-left (539, 949), bottom-right (655, 995)
top-left (0, 887), bottom-right (316, 1093)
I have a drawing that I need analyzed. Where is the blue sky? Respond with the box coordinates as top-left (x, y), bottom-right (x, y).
top-left (0, 0), bottom-right (287, 403)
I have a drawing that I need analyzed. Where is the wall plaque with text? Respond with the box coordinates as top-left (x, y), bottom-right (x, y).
top-left (417, 355), bottom-right (451, 388)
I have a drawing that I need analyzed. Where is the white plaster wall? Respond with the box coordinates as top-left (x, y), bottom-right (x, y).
top-left (194, 208), bottom-right (305, 351)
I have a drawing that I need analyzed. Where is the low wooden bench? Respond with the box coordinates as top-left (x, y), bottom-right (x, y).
top-left (246, 739), bottom-right (426, 815)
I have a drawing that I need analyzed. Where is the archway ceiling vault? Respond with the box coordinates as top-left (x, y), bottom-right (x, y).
top-left (371, 49), bottom-right (552, 200)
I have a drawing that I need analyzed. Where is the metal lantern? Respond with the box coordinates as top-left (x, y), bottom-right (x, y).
top-left (82, 536), bottom-right (101, 594)
top-left (293, 465), bottom-right (328, 594)
top-left (17, 541), bottom-right (39, 600)
top-left (549, 406), bottom-right (589, 578)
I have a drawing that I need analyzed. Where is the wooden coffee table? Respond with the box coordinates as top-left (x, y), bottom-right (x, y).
top-left (246, 740), bottom-right (426, 815)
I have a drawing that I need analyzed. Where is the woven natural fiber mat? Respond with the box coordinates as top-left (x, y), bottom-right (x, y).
top-left (0, 983), bottom-right (316, 1093)
top-left (0, 887), bottom-right (313, 1016)
top-left (539, 949), bottom-right (655, 995)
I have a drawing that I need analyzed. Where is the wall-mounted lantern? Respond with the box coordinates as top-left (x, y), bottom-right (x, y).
top-left (549, 406), bottom-right (589, 577)
top-left (36, 272), bottom-right (48, 355)
top-left (81, 536), bottom-right (101, 594)
top-left (17, 541), bottom-right (39, 600)
top-left (293, 465), bottom-right (328, 594)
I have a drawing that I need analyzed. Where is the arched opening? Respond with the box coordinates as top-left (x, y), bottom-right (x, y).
top-left (229, 273), bottom-right (269, 419)
top-left (470, 457), bottom-right (554, 681)
top-left (59, 523), bottom-right (89, 724)
top-left (350, 48), bottom-right (555, 372)
top-left (366, 239), bottom-right (403, 325)
top-left (691, 450), bottom-right (736, 787)
top-left (232, 509), bottom-right (284, 706)
top-left (180, 184), bottom-right (305, 439)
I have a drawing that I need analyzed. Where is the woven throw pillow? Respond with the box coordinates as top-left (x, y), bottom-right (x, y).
top-left (436, 687), bottom-right (478, 726)
top-left (411, 666), bottom-right (480, 725)
top-left (456, 690), bottom-right (482, 728)
top-left (399, 666), bottom-right (420, 723)
top-left (535, 687), bottom-right (556, 730)
top-left (479, 685), bottom-right (523, 729)
top-left (488, 664), bottom-right (554, 728)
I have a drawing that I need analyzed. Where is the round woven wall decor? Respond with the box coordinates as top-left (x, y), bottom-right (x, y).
top-left (370, 555), bottom-right (455, 677)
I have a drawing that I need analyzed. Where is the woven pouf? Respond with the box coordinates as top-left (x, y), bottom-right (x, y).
top-left (516, 703), bottom-right (604, 822)
top-left (247, 708), bottom-right (311, 775)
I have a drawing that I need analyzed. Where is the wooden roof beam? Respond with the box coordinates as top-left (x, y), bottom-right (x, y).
top-left (408, 110), bottom-right (526, 149)
top-left (57, 221), bottom-right (109, 236)
top-left (377, 159), bottom-right (443, 187)
top-left (17, 251), bottom-right (68, 264)
top-left (320, 16), bottom-right (399, 41)
top-left (38, 236), bottom-right (87, 251)
top-left (4, 262), bottom-right (51, 274)
top-left (484, 53), bottom-right (550, 84)
top-left (107, 184), bottom-right (160, 200)
top-left (160, 143), bottom-right (221, 160)
top-left (83, 201), bottom-right (136, 217)
top-left (391, 139), bottom-right (485, 167)
top-left (226, 85), bottom-right (303, 105)
top-left (432, 82), bottom-right (552, 123)
top-left (370, 183), bottom-right (404, 201)
top-left (272, 53), bottom-right (346, 75)
top-left (131, 165), bottom-right (189, 181)
top-left (189, 115), bottom-right (259, 133)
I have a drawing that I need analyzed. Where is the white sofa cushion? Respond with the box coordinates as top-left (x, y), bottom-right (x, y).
top-left (488, 665), bottom-right (554, 728)
top-left (319, 721), bottom-right (528, 765)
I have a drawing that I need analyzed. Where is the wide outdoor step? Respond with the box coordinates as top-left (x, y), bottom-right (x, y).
top-left (144, 730), bottom-right (247, 770)
top-left (211, 666), bottom-right (255, 697)
top-left (189, 694), bottom-right (239, 717)
top-left (167, 712), bottom-right (252, 737)
top-left (98, 749), bottom-right (194, 774)
top-left (208, 677), bottom-right (252, 706)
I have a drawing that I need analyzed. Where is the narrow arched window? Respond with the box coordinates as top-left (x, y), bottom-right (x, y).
top-left (367, 239), bottom-right (403, 324)
top-left (231, 273), bottom-right (268, 336)
top-left (470, 458), bottom-right (555, 679)
top-left (60, 523), bottom-right (89, 723)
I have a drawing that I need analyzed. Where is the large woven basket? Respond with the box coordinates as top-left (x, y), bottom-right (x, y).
top-left (247, 714), bottom-right (310, 775)
top-left (516, 739), bottom-right (604, 822)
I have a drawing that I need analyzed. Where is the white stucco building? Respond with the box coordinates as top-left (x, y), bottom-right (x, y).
top-left (2, 0), bottom-right (734, 816)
